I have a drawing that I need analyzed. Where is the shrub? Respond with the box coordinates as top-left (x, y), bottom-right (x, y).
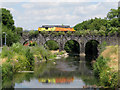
top-left (66, 31), bottom-right (72, 36)
top-left (98, 41), bottom-right (107, 54)
top-left (58, 31), bottom-right (65, 35)
top-left (29, 30), bottom-right (39, 37)
top-left (2, 62), bottom-right (13, 78)
top-left (1, 46), bottom-right (14, 59)
top-left (25, 48), bottom-right (34, 70)
top-left (11, 42), bottom-right (23, 53)
top-left (93, 55), bottom-right (118, 87)
top-left (93, 56), bottom-right (109, 77)
top-left (45, 40), bottom-right (59, 50)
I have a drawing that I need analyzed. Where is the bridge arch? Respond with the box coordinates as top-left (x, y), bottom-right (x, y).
top-left (85, 40), bottom-right (99, 61)
top-left (64, 40), bottom-right (80, 54)
top-left (44, 40), bottom-right (59, 50)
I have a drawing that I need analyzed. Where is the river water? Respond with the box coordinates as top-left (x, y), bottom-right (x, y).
top-left (2, 55), bottom-right (99, 89)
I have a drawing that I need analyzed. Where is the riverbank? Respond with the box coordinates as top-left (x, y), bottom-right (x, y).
top-left (93, 45), bottom-right (119, 88)
top-left (1, 43), bottom-right (67, 79)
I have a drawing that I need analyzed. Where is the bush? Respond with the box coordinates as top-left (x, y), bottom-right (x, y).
top-left (29, 30), bottom-right (39, 37)
top-left (31, 46), bottom-right (52, 60)
top-left (93, 56), bottom-right (118, 87)
top-left (1, 46), bottom-right (14, 59)
top-left (2, 62), bottom-right (13, 78)
top-left (45, 40), bottom-right (59, 50)
top-left (11, 42), bottom-right (24, 53)
top-left (58, 31), bottom-right (65, 35)
top-left (25, 48), bottom-right (34, 70)
top-left (66, 31), bottom-right (72, 36)
top-left (93, 56), bottom-right (109, 77)
top-left (98, 41), bottom-right (107, 54)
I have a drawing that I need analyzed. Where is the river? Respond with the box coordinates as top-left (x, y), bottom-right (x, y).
top-left (2, 55), bottom-right (99, 89)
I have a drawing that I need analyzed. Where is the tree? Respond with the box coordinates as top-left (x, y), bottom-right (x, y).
top-left (74, 18), bottom-right (107, 31)
top-left (107, 9), bottom-right (118, 20)
top-left (2, 25), bottom-right (20, 46)
top-left (15, 27), bottom-right (23, 36)
top-left (45, 40), bottom-right (59, 50)
top-left (1, 8), bottom-right (15, 30)
top-left (1, 8), bottom-right (22, 46)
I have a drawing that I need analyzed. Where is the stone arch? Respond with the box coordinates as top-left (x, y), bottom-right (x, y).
top-left (44, 40), bottom-right (59, 50)
top-left (64, 39), bottom-right (80, 54)
top-left (85, 39), bottom-right (99, 61)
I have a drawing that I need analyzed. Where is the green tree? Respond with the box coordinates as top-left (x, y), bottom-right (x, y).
top-left (1, 8), bottom-right (15, 30)
top-left (2, 25), bottom-right (20, 46)
top-left (15, 27), bottom-right (23, 36)
top-left (45, 40), bottom-right (59, 50)
top-left (64, 40), bottom-right (80, 54)
top-left (1, 8), bottom-right (22, 46)
top-left (107, 9), bottom-right (118, 20)
top-left (74, 18), bottom-right (107, 31)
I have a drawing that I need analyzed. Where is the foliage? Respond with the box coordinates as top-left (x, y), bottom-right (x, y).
top-left (29, 30), bottom-right (39, 38)
top-left (64, 40), bottom-right (80, 54)
top-left (1, 43), bottom-right (35, 78)
top-left (1, 8), bottom-right (15, 30)
top-left (98, 41), bottom-right (107, 54)
top-left (107, 9), bottom-right (118, 20)
top-left (66, 31), bottom-right (72, 36)
top-left (25, 48), bottom-right (34, 70)
top-left (93, 56), bottom-right (109, 77)
top-left (1, 8), bottom-right (22, 46)
top-left (93, 55), bottom-right (118, 87)
top-left (31, 46), bottom-right (54, 60)
top-left (58, 31), bottom-right (65, 35)
top-left (15, 27), bottom-right (23, 36)
top-left (73, 8), bottom-right (119, 35)
top-left (1, 46), bottom-right (13, 59)
top-left (40, 31), bottom-right (49, 37)
top-left (2, 62), bottom-right (13, 79)
top-left (74, 18), bottom-right (108, 31)
top-left (45, 40), bottom-right (59, 50)
top-left (2, 25), bottom-right (20, 46)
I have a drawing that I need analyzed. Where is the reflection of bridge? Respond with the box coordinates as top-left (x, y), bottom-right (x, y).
top-left (21, 33), bottom-right (119, 54)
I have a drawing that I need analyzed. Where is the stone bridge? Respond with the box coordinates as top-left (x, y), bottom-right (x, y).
top-left (20, 32), bottom-right (119, 55)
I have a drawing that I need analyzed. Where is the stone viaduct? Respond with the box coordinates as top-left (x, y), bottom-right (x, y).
top-left (20, 32), bottom-right (119, 55)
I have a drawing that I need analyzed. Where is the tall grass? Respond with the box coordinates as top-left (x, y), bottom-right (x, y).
top-left (93, 45), bottom-right (119, 87)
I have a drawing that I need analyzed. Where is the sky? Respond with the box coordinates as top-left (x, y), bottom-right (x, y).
top-left (0, 0), bottom-right (119, 30)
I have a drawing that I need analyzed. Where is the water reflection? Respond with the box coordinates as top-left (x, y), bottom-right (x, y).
top-left (2, 55), bottom-right (99, 89)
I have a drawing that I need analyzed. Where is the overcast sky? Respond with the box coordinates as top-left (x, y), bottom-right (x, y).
top-left (1, 0), bottom-right (119, 30)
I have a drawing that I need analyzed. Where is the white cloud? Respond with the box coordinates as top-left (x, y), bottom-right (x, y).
top-left (2, 2), bottom-right (118, 30)
top-left (0, 0), bottom-right (119, 2)
top-left (22, 3), bottom-right (34, 8)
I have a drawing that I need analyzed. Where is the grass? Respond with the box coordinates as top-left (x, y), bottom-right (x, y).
top-left (93, 45), bottom-right (119, 87)
top-left (101, 45), bottom-right (118, 71)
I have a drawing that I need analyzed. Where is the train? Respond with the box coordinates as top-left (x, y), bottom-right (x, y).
top-left (38, 25), bottom-right (75, 32)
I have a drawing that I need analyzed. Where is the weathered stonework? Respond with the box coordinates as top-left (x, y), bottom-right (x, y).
top-left (20, 33), bottom-right (119, 54)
